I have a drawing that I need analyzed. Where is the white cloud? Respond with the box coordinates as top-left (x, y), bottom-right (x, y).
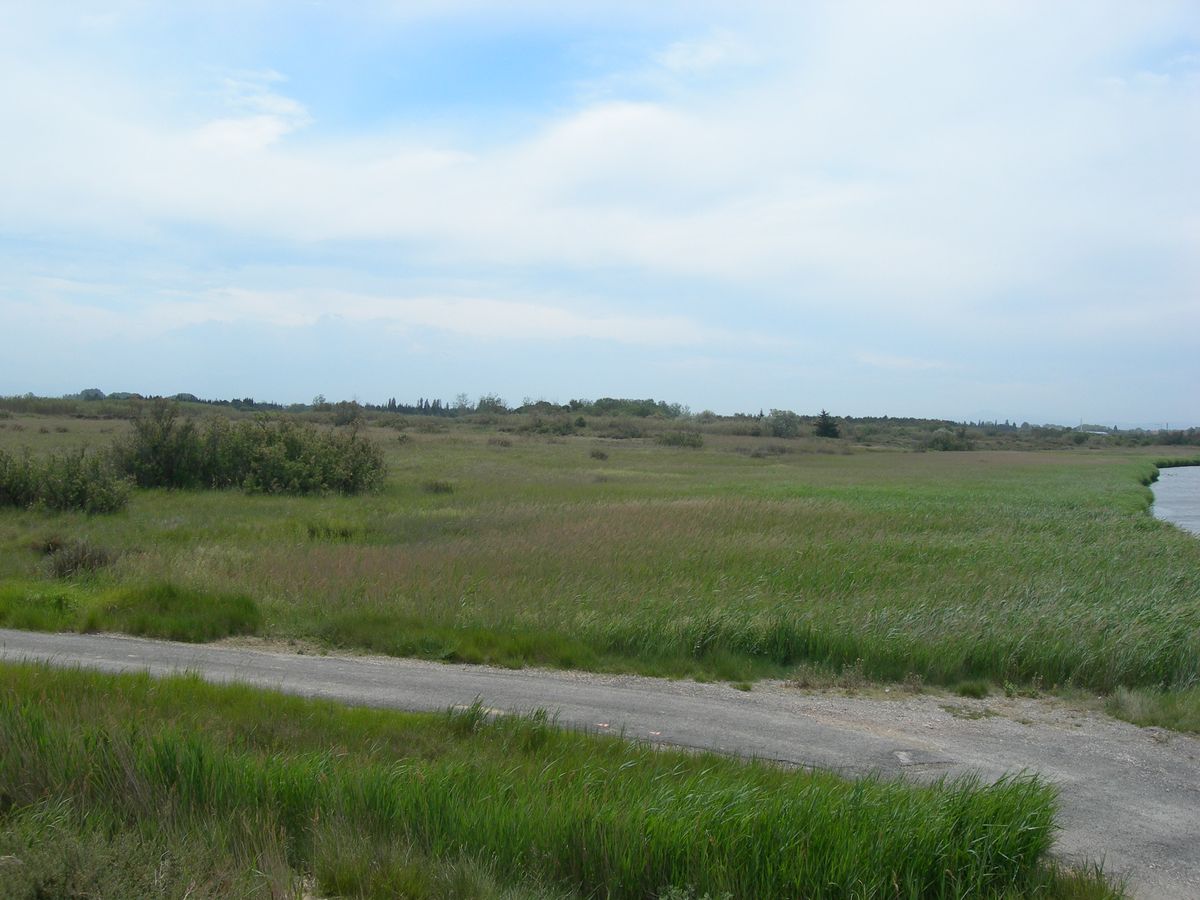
top-left (0, 2), bottom-right (1197, 420)
top-left (654, 29), bottom-right (754, 73)
top-left (5, 283), bottom-right (771, 349)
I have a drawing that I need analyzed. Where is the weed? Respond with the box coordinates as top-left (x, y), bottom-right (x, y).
top-left (423, 480), bottom-right (455, 494)
top-left (43, 540), bottom-right (115, 578)
top-left (590, 448), bottom-right (609, 461)
top-left (304, 520), bottom-right (363, 542)
top-left (957, 680), bottom-right (991, 699)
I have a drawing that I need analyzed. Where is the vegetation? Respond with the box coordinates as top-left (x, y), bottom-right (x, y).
top-left (0, 581), bottom-right (261, 642)
top-left (924, 427), bottom-right (975, 451)
top-left (112, 403), bottom-right (386, 495)
top-left (655, 430), bottom-right (704, 448)
top-left (0, 664), bottom-right (1120, 899)
top-left (814, 409), bottom-right (840, 438)
top-left (0, 447), bottom-right (129, 513)
top-left (1, 403), bottom-right (1199, 729)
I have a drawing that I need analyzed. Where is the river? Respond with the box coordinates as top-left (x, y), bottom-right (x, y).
top-left (1150, 465), bottom-right (1200, 536)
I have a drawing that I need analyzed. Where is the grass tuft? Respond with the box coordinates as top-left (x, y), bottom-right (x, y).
top-left (82, 582), bottom-right (262, 642)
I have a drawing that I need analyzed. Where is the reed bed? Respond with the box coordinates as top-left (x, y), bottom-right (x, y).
top-left (1, 421), bottom-right (1198, 696)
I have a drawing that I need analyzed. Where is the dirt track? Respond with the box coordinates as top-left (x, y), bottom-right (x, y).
top-left (2, 627), bottom-right (1197, 898)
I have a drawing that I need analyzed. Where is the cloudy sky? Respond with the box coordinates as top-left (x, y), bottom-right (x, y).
top-left (1, 2), bottom-right (1197, 425)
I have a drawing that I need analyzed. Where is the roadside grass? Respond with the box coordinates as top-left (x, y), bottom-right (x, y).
top-left (0, 580), bottom-right (261, 642)
top-left (1107, 685), bottom-right (1200, 733)
top-left (1, 416), bottom-right (1199, 720)
top-left (0, 663), bottom-right (1122, 898)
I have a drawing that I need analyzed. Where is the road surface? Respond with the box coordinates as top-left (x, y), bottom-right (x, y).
top-left (1, 628), bottom-right (1197, 898)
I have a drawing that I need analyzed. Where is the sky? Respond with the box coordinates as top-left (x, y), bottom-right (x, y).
top-left (1, 1), bottom-right (1197, 426)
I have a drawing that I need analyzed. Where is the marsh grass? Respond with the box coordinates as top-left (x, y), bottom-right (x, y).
top-left (0, 581), bottom-right (261, 642)
top-left (2, 418), bottom-right (1199, 706)
top-left (0, 664), bottom-right (1121, 898)
top-left (41, 539), bottom-right (115, 578)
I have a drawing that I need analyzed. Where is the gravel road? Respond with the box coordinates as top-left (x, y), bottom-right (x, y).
top-left (1, 628), bottom-right (1197, 898)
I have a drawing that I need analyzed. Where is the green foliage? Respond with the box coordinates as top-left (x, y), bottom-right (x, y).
top-left (330, 400), bottom-right (363, 426)
top-left (0, 664), bottom-right (1102, 899)
top-left (112, 402), bottom-right (385, 494)
top-left (764, 409), bottom-right (802, 438)
top-left (814, 409), bottom-right (840, 438)
top-left (0, 448), bottom-right (129, 513)
top-left (924, 427), bottom-right (976, 451)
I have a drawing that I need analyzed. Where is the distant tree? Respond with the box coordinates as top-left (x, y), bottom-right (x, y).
top-left (476, 394), bottom-right (507, 414)
top-left (814, 410), bottom-right (840, 438)
top-left (79, 388), bottom-right (106, 401)
top-left (766, 409), bottom-right (802, 438)
top-left (331, 400), bottom-right (362, 427)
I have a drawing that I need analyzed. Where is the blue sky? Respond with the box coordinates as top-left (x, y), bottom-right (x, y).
top-left (1, 1), bottom-right (1197, 426)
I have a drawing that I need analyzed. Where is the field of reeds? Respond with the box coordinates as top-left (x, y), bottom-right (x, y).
top-left (0, 662), bottom-right (1120, 898)
top-left (1, 410), bottom-right (1197, 701)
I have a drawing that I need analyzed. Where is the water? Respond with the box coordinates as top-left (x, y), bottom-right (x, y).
top-left (1151, 466), bottom-right (1200, 536)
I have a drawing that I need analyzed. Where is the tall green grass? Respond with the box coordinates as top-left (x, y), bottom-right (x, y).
top-left (0, 581), bottom-right (261, 641)
top-left (2, 421), bottom-right (1199, 698)
top-left (0, 664), bottom-right (1118, 898)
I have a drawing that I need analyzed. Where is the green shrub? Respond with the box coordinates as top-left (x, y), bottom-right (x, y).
top-left (112, 403), bottom-right (385, 495)
top-left (0, 448), bottom-right (129, 513)
top-left (765, 409), bottom-right (802, 438)
top-left (923, 427), bottom-right (975, 451)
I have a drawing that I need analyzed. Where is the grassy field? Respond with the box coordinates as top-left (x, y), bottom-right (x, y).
top-left (1, 411), bottom-right (1197, 699)
top-left (0, 662), bottom-right (1119, 898)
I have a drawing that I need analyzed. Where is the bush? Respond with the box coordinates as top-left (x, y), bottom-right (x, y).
top-left (0, 449), bottom-right (130, 513)
top-left (765, 409), bottom-right (802, 438)
top-left (924, 427), bottom-right (975, 451)
top-left (112, 403), bottom-right (386, 495)
top-left (656, 431), bottom-right (704, 449)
